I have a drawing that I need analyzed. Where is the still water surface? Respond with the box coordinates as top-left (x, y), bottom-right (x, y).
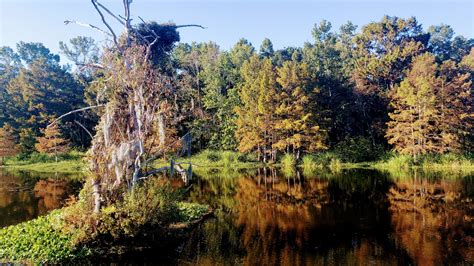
top-left (176, 168), bottom-right (473, 265)
top-left (0, 169), bottom-right (81, 228)
top-left (0, 168), bottom-right (472, 265)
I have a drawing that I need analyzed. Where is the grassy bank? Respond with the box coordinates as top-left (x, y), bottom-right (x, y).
top-left (0, 178), bottom-right (210, 264)
top-left (1, 151), bottom-right (86, 174)
top-left (155, 150), bottom-right (264, 169)
top-left (297, 152), bottom-right (474, 174)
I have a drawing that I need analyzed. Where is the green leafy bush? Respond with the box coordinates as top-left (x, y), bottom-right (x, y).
top-left (301, 154), bottom-right (322, 170)
top-left (204, 150), bottom-right (221, 162)
top-left (176, 202), bottom-right (210, 223)
top-left (333, 137), bottom-right (385, 163)
top-left (0, 210), bottom-right (89, 263)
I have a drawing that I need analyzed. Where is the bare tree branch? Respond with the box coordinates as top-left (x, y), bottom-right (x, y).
top-left (64, 20), bottom-right (112, 36)
top-left (174, 24), bottom-right (206, 29)
top-left (91, 0), bottom-right (120, 49)
top-left (74, 120), bottom-right (94, 139)
top-left (78, 63), bottom-right (106, 71)
top-left (95, 0), bottom-right (126, 26)
top-left (49, 105), bottom-right (106, 127)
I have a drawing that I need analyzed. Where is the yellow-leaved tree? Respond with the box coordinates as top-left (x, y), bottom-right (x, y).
top-left (274, 59), bottom-right (326, 158)
top-left (235, 55), bottom-right (278, 162)
top-left (35, 123), bottom-right (70, 162)
top-left (386, 53), bottom-right (439, 159)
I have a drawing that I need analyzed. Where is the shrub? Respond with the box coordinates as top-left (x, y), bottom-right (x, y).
top-left (301, 154), bottom-right (321, 170)
top-left (333, 137), bottom-right (385, 163)
top-left (222, 151), bottom-right (238, 167)
top-left (95, 179), bottom-right (180, 239)
top-left (205, 150), bottom-right (221, 162)
top-left (312, 152), bottom-right (341, 166)
top-left (0, 210), bottom-right (90, 263)
top-left (280, 153), bottom-right (296, 169)
top-left (329, 158), bottom-right (343, 172)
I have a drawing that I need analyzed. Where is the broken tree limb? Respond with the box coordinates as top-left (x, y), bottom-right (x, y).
top-left (94, 0), bottom-right (126, 26)
top-left (74, 120), bottom-right (94, 139)
top-left (64, 20), bottom-right (112, 36)
top-left (49, 105), bottom-right (106, 127)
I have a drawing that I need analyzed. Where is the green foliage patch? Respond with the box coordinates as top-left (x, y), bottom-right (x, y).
top-left (0, 210), bottom-right (90, 264)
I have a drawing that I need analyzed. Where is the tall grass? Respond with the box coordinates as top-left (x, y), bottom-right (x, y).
top-left (280, 153), bottom-right (296, 168)
top-left (172, 149), bottom-right (260, 168)
top-left (373, 152), bottom-right (473, 174)
top-left (301, 155), bottom-right (322, 170)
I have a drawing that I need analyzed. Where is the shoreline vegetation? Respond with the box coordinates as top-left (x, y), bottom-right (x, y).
top-left (2, 149), bottom-right (473, 175)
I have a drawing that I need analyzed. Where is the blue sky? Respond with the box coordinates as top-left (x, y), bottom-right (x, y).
top-left (1, 0), bottom-right (473, 63)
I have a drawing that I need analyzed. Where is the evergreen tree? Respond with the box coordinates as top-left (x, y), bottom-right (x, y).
top-left (436, 59), bottom-right (472, 152)
top-left (386, 53), bottom-right (439, 158)
top-left (353, 16), bottom-right (429, 144)
top-left (203, 39), bottom-right (255, 150)
top-left (259, 38), bottom-right (274, 58)
top-left (236, 55), bottom-right (277, 161)
top-left (0, 125), bottom-right (18, 164)
top-left (274, 60), bottom-right (325, 157)
top-left (35, 123), bottom-right (70, 161)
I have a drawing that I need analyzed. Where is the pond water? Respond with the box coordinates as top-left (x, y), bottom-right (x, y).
top-left (171, 168), bottom-right (473, 265)
top-left (1, 167), bottom-right (472, 265)
top-left (0, 169), bottom-right (82, 228)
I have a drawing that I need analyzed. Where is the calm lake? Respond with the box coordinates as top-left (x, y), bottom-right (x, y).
top-left (1, 167), bottom-right (472, 265)
top-left (0, 169), bottom-right (82, 228)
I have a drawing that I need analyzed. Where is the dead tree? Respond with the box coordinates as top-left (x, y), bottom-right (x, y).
top-left (61, 0), bottom-right (203, 213)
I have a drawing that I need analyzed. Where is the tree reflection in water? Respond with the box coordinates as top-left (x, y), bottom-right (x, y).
top-left (180, 168), bottom-right (472, 265)
top-left (0, 169), bottom-right (81, 227)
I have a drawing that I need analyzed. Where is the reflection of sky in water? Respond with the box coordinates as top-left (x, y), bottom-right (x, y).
top-left (178, 168), bottom-right (473, 265)
top-left (0, 170), bottom-right (81, 228)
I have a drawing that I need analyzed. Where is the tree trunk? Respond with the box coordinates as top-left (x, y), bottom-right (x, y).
top-left (92, 179), bottom-right (101, 213)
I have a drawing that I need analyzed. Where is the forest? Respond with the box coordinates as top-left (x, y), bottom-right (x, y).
top-left (1, 16), bottom-right (472, 165)
top-left (0, 0), bottom-right (473, 263)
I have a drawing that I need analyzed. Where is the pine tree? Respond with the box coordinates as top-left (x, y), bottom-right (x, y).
top-left (274, 60), bottom-right (325, 158)
top-left (437, 60), bottom-right (472, 153)
top-left (35, 123), bottom-right (70, 161)
top-left (386, 53), bottom-right (439, 159)
top-left (235, 55), bottom-right (278, 162)
top-left (0, 125), bottom-right (18, 164)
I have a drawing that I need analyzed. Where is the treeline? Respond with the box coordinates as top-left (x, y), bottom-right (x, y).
top-left (0, 16), bottom-right (473, 162)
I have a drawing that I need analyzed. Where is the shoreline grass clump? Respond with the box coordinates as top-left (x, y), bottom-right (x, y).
top-left (155, 149), bottom-right (261, 169)
top-left (372, 152), bottom-right (473, 172)
top-left (280, 153), bottom-right (296, 168)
